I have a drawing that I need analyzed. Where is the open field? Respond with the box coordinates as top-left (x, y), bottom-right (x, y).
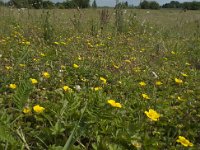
top-left (0, 7), bottom-right (200, 149)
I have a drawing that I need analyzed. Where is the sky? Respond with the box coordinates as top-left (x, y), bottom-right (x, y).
top-left (51, 0), bottom-right (200, 6)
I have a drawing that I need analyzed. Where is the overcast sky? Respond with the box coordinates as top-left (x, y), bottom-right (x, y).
top-left (51, 0), bottom-right (200, 6)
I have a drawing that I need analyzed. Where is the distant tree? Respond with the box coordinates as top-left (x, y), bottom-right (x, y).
top-left (182, 1), bottom-right (200, 10)
top-left (8, 0), bottom-right (43, 8)
top-left (149, 1), bottom-right (160, 9)
top-left (63, 0), bottom-right (76, 8)
top-left (115, 1), bottom-right (128, 9)
top-left (125, 1), bottom-right (128, 7)
top-left (92, 0), bottom-right (97, 8)
top-left (72, 0), bottom-right (90, 8)
top-left (162, 1), bottom-right (181, 8)
top-left (9, 0), bottom-right (28, 8)
top-left (140, 0), bottom-right (160, 9)
top-left (55, 2), bottom-right (65, 9)
top-left (140, 1), bottom-right (149, 9)
top-left (28, 0), bottom-right (43, 9)
top-left (0, 0), bottom-right (4, 6)
top-left (162, 1), bottom-right (200, 9)
top-left (42, 0), bottom-right (54, 9)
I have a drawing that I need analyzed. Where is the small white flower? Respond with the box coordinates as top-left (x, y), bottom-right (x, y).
top-left (75, 85), bottom-right (81, 92)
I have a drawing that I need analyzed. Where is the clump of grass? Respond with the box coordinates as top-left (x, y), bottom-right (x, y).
top-left (115, 7), bottom-right (124, 33)
top-left (99, 9), bottom-right (110, 32)
top-left (70, 9), bottom-right (83, 33)
top-left (42, 11), bottom-right (54, 43)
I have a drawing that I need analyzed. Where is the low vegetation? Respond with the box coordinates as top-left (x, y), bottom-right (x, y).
top-left (0, 6), bottom-right (200, 150)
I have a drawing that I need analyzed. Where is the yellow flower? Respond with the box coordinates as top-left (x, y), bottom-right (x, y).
top-left (142, 94), bottom-right (150, 100)
top-left (107, 99), bottom-right (122, 108)
top-left (53, 42), bottom-right (59, 45)
top-left (61, 65), bottom-right (66, 69)
top-left (21, 41), bottom-right (30, 45)
top-left (100, 77), bottom-right (107, 84)
top-left (144, 109), bottom-right (160, 121)
top-left (25, 41), bottom-right (30, 45)
top-left (33, 58), bottom-right (39, 62)
top-left (78, 56), bottom-right (82, 60)
top-left (113, 64), bottom-right (119, 69)
top-left (131, 57), bottom-right (136, 60)
top-left (133, 67), bottom-right (141, 73)
top-left (5, 66), bottom-right (12, 70)
top-left (30, 78), bottom-right (38, 84)
top-left (181, 73), bottom-right (188, 77)
top-left (118, 81), bottom-right (122, 84)
top-left (40, 53), bottom-right (46, 57)
top-left (87, 42), bottom-right (93, 48)
top-left (155, 81), bottom-right (163, 86)
top-left (139, 81), bottom-right (146, 86)
top-left (63, 86), bottom-right (73, 92)
top-left (60, 42), bottom-right (66, 45)
top-left (23, 107), bottom-right (31, 114)
top-left (73, 64), bottom-right (79, 68)
top-left (9, 84), bottom-right (17, 89)
top-left (19, 64), bottom-right (26, 67)
top-left (81, 78), bottom-right (88, 82)
top-left (131, 140), bottom-right (142, 148)
top-left (185, 62), bottom-right (191, 66)
top-left (171, 51), bottom-right (176, 54)
top-left (177, 96), bottom-right (185, 101)
top-left (94, 87), bottom-right (102, 91)
top-left (175, 78), bottom-right (183, 84)
top-left (42, 72), bottom-right (50, 78)
top-left (124, 60), bottom-right (131, 63)
top-left (176, 136), bottom-right (193, 147)
top-left (33, 105), bottom-right (45, 113)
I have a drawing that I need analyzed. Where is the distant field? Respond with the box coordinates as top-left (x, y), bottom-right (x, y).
top-left (1, 8), bottom-right (200, 33)
top-left (0, 7), bottom-right (199, 149)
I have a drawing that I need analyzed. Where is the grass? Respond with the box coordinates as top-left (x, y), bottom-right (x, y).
top-left (0, 7), bottom-right (200, 149)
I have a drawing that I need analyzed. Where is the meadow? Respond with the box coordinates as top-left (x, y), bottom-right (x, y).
top-left (0, 7), bottom-right (200, 149)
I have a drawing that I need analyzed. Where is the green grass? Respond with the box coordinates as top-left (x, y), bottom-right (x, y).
top-left (0, 7), bottom-right (200, 149)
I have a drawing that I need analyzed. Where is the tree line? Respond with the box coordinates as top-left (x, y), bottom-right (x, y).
top-left (140, 0), bottom-right (200, 10)
top-left (0, 0), bottom-right (91, 9)
top-left (1, 0), bottom-right (200, 10)
top-left (162, 1), bottom-right (200, 10)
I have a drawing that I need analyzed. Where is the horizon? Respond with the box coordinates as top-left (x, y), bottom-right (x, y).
top-left (2, 0), bottom-right (200, 7)
top-left (51, 0), bottom-right (200, 6)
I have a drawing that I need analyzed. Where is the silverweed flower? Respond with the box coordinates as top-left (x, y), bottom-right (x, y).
top-left (33, 105), bottom-right (45, 113)
top-left (144, 109), bottom-right (160, 121)
top-left (9, 84), bottom-right (17, 89)
top-left (175, 78), bottom-right (183, 84)
top-left (30, 78), bottom-right (38, 84)
top-left (23, 107), bottom-right (31, 114)
top-left (155, 81), bottom-right (162, 86)
top-left (176, 136), bottom-right (193, 147)
top-left (93, 87), bottom-right (102, 91)
top-left (139, 82), bottom-right (146, 86)
top-left (181, 73), bottom-right (188, 77)
top-left (100, 77), bottom-right (107, 84)
top-left (63, 86), bottom-right (73, 92)
top-left (42, 72), bottom-right (50, 78)
top-left (107, 99), bottom-right (122, 108)
top-left (142, 94), bottom-right (150, 100)
top-left (73, 64), bottom-right (79, 68)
